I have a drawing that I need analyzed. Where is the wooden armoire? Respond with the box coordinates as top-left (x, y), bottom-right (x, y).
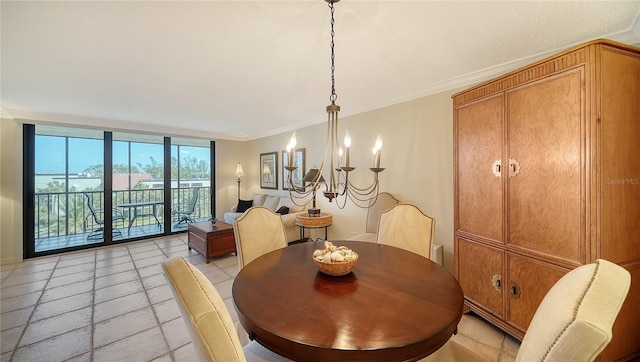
top-left (453, 39), bottom-right (640, 361)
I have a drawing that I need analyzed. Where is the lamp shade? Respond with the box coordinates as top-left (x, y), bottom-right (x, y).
top-left (234, 162), bottom-right (244, 178)
top-left (303, 168), bottom-right (326, 183)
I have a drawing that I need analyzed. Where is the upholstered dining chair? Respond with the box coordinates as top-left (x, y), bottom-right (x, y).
top-left (421, 259), bottom-right (631, 362)
top-left (161, 256), bottom-right (291, 362)
top-left (376, 203), bottom-right (435, 259)
top-left (348, 192), bottom-right (400, 242)
top-left (233, 206), bottom-right (288, 269)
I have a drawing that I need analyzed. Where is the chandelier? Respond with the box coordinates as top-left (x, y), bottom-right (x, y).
top-left (285, 0), bottom-right (384, 213)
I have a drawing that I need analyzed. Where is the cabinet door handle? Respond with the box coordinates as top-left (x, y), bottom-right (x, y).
top-left (491, 274), bottom-right (502, 293)
top-left (508, 281), bottom-right (521, 299)
top-left (509, 158), bottom-right (521, 177)
top-left (492, 160), bottom-right (502, 178)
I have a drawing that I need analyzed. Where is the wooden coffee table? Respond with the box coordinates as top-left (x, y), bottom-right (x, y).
top-left (187, 221), bottom-right (236, 263)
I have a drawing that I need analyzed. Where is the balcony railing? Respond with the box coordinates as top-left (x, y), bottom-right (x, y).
top-left (34, 187), bottom-right (211, 241)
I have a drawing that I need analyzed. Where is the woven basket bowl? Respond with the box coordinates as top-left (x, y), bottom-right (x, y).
top-left (313, 252), bottom-right (359, 276)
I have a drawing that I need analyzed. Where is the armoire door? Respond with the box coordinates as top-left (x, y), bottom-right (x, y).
top-left (456, 94), bottom-right (504, 243)
top-left (506, 69), bottom-right (584, 264)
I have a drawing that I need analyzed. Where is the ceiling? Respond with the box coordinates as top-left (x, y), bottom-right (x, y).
top-left (2, 1), bottom-right (639, 141)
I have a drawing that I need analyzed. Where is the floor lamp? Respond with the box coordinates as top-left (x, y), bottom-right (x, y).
top-left (234, 162), bottom-right (244, 200)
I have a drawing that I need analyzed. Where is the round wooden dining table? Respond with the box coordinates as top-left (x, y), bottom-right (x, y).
top-left (232, 240), bottom-right (464, 362)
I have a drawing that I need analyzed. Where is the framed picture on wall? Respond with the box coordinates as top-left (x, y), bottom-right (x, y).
top-left (260, 152), bottom-right (278, 189)
top-left (282, 148), bottom-right (305, 190)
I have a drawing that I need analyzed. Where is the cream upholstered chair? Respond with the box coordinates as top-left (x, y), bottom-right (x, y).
top-left (348, 192), bottom-right (400, 242)
top-left (233, 206), bottom-right (288, 269)
top-left (422, 259), bottom-right (631, 362)
top-left (161, 256), bottom-right (291, 361)
top-left (376, 203), bottom-right (435, 259)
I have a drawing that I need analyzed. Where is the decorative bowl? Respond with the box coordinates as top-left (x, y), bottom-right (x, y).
top-left (313, 252), bottom-right (359, 276)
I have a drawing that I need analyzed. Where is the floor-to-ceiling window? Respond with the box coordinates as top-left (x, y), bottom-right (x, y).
top-left (24, 124), bottom-right (215, 258)
top-left (171, 137), bottom-right (212, 232)
top-left (112, 132), bottom-right (165, 239)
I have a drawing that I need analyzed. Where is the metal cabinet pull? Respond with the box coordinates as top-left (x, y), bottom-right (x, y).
top-left (491, 274), bottom-right (502, 293)
top-left (509, 158), bottom-right (521, 177)
top-left (492, 160), bottom-right (502, 177)
top-left (508, 281), bottom-right (521, 299)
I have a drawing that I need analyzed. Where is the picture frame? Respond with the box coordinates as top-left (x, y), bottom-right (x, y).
top-left (282, 148), bottom-right (306, 190)
top-left (260, 152), bottom-right (278, 189)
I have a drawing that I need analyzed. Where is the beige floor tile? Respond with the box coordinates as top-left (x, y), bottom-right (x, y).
top-left (32, 291), bottom-right (93, 322)
top-left (95, 248), bottom-right (130, 261)
top-left (141, 273), bottom-right (167, 290)
top-left (5, 261), bottom-right (55, 277)
top-left (1, 325), bottom-right (24, 354)
top-left (94, 292), bottom-right (149, 323)
top-left (131, 249), bottom-right (166, 261)
top-left (147, 284), bottom-right (174, 305)
top-left (12, 326), bottom-right (92, 362)
top-left (0, 279), bottom-right (47, 299)
top-left (499, 334), bottom-right (520, 361)
top-left (204, 267), bottom-right (233, 284)
top-left (40, 280), bottom-right (93, 303)
top-left (171, 342), bottom-right (198, 361)
top-left (1, 306), bottom-right (34, 330)
top-left (137, 263), bottom-right (164, 278)
top-left (152, 298), bottom-right (181, 324)
top-left (161, 317), bottom-right (191, 350)
top-left (450, 332), bottom-right (502, 362)
top-left (458, 313), bottom-right (505, 351)
top-left (0, 270), bottom-right (52, 288)
top-left (19, 306), bottom-right (92, 346)
top-left (95, 254), bottom-right (132, 269)
top-left (213, 278), bottom-right (234, 300)
top-left (93, 307), bottom-right (158, 348)
top-left (150, 353), bottom-right (173, 362)
top-left (95, 269), bottom-right (139, 290)
top-left (0, 291), bottom-right (42, 314)
top-left (93, 326), bottom-right (168, 362)
top-left (47, 269), bottom-right (94, 288)
top-left (56, 255), bottom-right (95, 269)
top-left (94, 278), bottom-right (144, 304)
top-left (95, 261), bottom-right (136, 278)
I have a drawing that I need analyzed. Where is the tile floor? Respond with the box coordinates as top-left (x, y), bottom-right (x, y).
top-left (1, 234), bottom-right (520, 361)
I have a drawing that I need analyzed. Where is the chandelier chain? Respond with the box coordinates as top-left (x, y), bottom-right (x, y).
top-left (329, 1), bottom-right (337, 103)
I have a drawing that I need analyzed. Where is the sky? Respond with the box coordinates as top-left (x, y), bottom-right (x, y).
top-left (35, 135), bottom-right (209, 174)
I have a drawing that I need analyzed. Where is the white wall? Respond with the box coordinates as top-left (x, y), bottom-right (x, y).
top-left (0, 118), bottom-right (23, 264)
top-left (0, 87), bottom-right (460, 271)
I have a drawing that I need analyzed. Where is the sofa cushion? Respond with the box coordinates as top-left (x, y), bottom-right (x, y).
top-left (252, 194), bottom-right (266, 206)
top-left (276, 206), bottom-right (289, 215)
top-left (263, 196), bottom-right (280, 211)
top-left (236, 199), bottom-right (253, 213)
top-left (276, 196), bottom-right (305, 213)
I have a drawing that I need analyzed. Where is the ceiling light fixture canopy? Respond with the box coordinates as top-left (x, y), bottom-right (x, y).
top-left (285, 0), bottom-right (385, 210)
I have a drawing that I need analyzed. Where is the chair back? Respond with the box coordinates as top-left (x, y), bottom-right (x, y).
top-left (365, 192), bottom-right (400, 233)
top-left (83, 192), bottom-right (103, 225)
top-left (377, 203), bottom-right (435, 259)
top-left (186, 187), bottom-right (200, 213)
top-left (162, 256), bottom-right (246, 362)
top-left (516, 259), bottom-right (631, 362)
top-left (233, 206), bottom-right (287, 268)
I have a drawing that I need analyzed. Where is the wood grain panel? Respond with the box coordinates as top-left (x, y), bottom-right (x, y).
top-left (506, 254), bottom-right (567, 332)
top-left (600, 47), bottom-right (640, 264)
top-left (507, 70), bottom-right (583, 262)
top-left (456, 95), bottom-right (503, 242)
top-left (456, 238), bottom-right (504, 318)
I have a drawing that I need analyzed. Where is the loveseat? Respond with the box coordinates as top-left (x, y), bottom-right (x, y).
top-left (223, 194), bottom-right (307, 243)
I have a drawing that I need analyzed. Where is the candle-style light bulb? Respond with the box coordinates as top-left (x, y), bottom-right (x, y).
top-left (344, 130), bottom-right (351, 167)
top-left (373, 134), bottom-right (382, 168)
top-left (375, 134), bottom-right (383, 150)
top-left (289, 131), bottom-right (297, 149)
top-left (338, 147), bottom-right (344, 168)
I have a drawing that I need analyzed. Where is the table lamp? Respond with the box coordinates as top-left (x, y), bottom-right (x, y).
top-left (303, 168), bottom-right (325, 216)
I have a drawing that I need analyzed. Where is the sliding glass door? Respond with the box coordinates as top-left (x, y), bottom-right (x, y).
top-left (24, 124), bottom-right (215, 258)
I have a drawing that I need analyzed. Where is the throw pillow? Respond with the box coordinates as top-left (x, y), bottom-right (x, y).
top-left (236, 199), bottom-right (253, 213)
top-left (276, 206), bottom-right (290, 215)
